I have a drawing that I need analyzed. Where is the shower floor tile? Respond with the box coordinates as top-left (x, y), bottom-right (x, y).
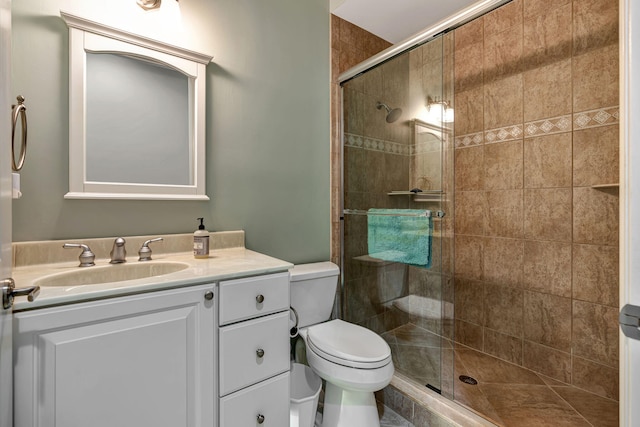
top-left (384, 323), bottom-right (619, 427)
top-left (479, 384), bottom-right (591, 427)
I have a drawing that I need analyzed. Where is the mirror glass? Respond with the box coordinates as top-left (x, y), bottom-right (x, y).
top-left (412, 119), bottom-right (443, 191)
top-left (62, 11), bottom-right (212, 200)
top-left (86, 53), bottom-right (191, 186)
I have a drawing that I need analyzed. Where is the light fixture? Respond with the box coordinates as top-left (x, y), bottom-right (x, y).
top-left (426, 96), bottom-right (454, 123)
top-left (137, 0), bottom-right (161, 10)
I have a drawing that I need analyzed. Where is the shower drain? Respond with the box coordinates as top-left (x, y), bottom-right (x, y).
top-left (459, 375), bottom-right (478, 385)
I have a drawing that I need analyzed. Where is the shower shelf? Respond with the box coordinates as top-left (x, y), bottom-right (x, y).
top-left (591, 183), bottom-right (619, 189)
top-left (388, 190), bottom-right (444, 202)
top-left (387, 190), bottom-right (443, 195)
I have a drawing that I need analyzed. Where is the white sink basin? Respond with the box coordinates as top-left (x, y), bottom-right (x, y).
top-left (34, 262), bottom-right (190, 287)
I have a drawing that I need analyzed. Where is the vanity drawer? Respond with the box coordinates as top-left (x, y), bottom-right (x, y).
top-left (218, 272), bottom-right (289, 325)
top-left (219, 372), bottom-right (289, 427)
top-left (219, 311), bottom-right (290, 396)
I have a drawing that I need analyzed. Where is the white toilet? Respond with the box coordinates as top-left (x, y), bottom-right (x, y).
top-left (290, 262), bottom-right (394, 427)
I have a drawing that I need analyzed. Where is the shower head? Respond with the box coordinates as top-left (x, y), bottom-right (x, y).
top-left (376, 102), bottom-right (403, 123)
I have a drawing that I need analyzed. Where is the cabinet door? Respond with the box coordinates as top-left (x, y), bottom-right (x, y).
top-left (14, 285), bottom-right (216, 427)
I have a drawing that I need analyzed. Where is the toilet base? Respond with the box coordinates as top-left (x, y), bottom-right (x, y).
top-left (321, 382), bottom-right (380, 427)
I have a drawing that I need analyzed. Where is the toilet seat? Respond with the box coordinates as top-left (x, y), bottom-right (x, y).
top-left (306, 319), bottom-right (392, 369)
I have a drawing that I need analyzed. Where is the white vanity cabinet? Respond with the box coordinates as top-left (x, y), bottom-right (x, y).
top-left (218, 272), bottom-right (290, 427)
top-left (13, 284), bottom-right (216, 427)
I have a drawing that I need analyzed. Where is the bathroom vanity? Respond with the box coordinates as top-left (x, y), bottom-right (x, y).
top-left (10, 234), bottom-right (292, 427)
top-left (13, 284), bottom-right (216, 427)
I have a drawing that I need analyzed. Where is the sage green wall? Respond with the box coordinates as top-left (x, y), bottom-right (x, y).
top-left (11, 0), bottom-right (330, 264)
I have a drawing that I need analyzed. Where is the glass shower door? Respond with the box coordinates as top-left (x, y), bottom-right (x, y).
top-left (340, 33), bottom-right (454, 397)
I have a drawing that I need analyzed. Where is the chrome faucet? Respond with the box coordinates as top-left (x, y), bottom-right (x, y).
top-left (138, 237), bottom-right (163, 261)
top-left (109, 237), bottom-right (127, 264)
top-left (63, 243), bottom-right (96, 267)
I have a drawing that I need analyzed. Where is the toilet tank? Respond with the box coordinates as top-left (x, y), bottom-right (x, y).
top-left (290, 262), bottom-right (340, 329)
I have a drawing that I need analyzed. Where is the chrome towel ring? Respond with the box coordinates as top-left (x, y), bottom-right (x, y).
top-left (11, 95), bottom-right (27, 171)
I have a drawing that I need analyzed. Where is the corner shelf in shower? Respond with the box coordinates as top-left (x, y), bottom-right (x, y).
top-left (388, 190), bottom-right (444, 202)
top-left (591, 183), bottom-right (619, 189)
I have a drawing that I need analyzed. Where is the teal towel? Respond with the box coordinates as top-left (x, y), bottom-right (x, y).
top-left (367, 208), bottom-right (432, 267)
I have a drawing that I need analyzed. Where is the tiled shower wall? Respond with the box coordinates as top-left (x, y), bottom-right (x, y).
top-left (453, 0), bottom-right (619, 400)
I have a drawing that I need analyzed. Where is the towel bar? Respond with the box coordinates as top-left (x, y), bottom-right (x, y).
top-left (343, 209), bottom-right (445, 218)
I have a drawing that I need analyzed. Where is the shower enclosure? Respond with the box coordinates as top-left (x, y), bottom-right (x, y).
top-left (339, 0), bottom-right (621, 424)
top-left (340, 33), bottom-right (456, 398)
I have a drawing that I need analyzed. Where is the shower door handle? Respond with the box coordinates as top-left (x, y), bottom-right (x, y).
top-left (620, 304), bottom-right (640, 340)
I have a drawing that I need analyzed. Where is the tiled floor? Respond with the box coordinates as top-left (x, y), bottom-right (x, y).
top-left (382, 324), bottom-right (619, 427)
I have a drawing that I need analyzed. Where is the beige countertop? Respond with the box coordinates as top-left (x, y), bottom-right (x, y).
top-left (12, 247), bottom-right (293, 311)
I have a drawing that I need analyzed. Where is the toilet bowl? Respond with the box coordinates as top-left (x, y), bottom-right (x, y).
top-left (291, 263), bottom-right (394, 427)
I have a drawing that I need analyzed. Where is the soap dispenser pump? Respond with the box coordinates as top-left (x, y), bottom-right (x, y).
top-left (193, 218), bottom-right (210, 259)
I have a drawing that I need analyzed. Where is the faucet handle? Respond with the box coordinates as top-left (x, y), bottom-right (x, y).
top-left (62, 243), bottom-right (96, 267)
top-left (138, 238), bottom-right (163, 261)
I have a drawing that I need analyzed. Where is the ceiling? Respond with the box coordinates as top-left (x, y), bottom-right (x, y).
top-left (330, 0), bottom-right (481, 44)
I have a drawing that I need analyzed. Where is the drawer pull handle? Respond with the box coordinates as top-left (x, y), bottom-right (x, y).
top-left (256, 348), bottom-right (265, 358)
top-left (204, 291), bottom-right (214, 301)
top-left (256, 294), bottom-right (265, 304)
top-left (257, 414), bottom-right (265, 424)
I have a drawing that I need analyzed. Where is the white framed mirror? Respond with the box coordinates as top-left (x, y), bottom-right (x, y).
top-left (61, 12), bottom-right (212, 200)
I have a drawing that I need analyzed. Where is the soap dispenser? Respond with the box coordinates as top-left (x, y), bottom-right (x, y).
top-left (193, 217), bottom-right (210, 259)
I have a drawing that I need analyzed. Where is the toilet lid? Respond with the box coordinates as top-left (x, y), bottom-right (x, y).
top-left (306, 319), bottom-right (392, 369)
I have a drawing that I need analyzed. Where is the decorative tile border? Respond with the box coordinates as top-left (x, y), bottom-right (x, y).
top-left (347, 106), bottom-right (619, 153)
top-left (525, 115), bottom-right (572, 137)
top-left (344, 133), bottom-right (411, 156)
top-left (455, 106), bottom-right (619, 149)
top-left (574, 106), bottom-right (619, 130)
top-left (454, 132), bottom-right (483, 148)
top-left (485, 125), bottom-right (523, 144)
